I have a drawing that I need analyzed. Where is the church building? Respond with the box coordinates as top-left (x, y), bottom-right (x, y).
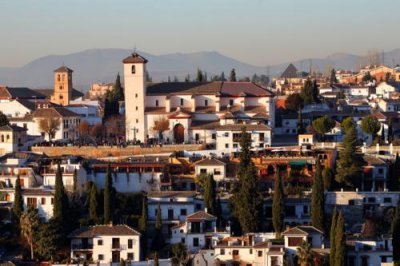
top-left (123, 52), bottom-right (275, 149)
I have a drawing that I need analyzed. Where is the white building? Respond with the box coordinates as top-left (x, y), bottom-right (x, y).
top-left (0, 125), bottom-right (28, 154)
top-left (69, 224), bottom-right (141, 263)
top-left (375, 82), bottom-right (397, 99)
top-left (282, 226), bottom-right (324, 258)
top-left (0, 158), bottom-right (42, 189)
top-left (194, 157), bottom-right (226, 181)
top-left (87, 162), bottom-right (164, 193)
top-left (215, 124), bottom-right (272, 154)
top-left (122, 52), bottom-right (275, 144)
top-left (147, 191), bottom-right (202, 235)
top-left (66, 103), bottom-right (102, 126)
top-left (346, 237), bottom-right (393, 265)
top-left (170, 210), bottom-right (218, 253)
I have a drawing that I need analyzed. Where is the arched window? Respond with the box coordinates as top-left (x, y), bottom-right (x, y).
top-left (6, 134), bottom-right (9, 140)
top-left (1, 135), bottom-right (4, 142)
top-left (131, 65), bottom-right (136, 74)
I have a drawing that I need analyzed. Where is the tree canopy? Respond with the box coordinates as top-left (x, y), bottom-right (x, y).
top-left (229, 68), bottom-right (237, 82)
top-left (311, 159), bottom-right (325, 232)
top-left (301, 79), bottom-right (319, 104)
top-left (285, 93), bottom-right (304, 112)
top-left (361, 115), bottom-right (381, 138)
top-left (312, 116), bottom-right (335, 136)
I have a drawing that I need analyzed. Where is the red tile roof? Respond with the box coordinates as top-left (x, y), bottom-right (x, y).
top-left (122, 52), bottom-right (148, 64)
top-left (69, 224), bottom-right (140, 238)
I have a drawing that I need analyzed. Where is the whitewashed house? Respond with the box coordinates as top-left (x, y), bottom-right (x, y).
top-left (194, 157), bottom-right (226, 181)
top-left (282, 226), bottom-right (324, 256)
top-left (170, 210), bottom-right (217, 253)
top-left (346, 237), bottom-right (393, 265)
top-left (69, 225), bottom-right (141, 263)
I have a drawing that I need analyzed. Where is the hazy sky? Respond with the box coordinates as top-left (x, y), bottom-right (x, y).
top-left (1, 0), bottom-right (399, 67)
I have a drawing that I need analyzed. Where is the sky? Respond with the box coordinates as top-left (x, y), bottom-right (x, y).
top-left (1, 0), bottom-right (399, 68)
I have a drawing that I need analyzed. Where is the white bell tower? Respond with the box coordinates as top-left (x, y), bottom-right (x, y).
top-left (122, 52), bottom-right (148, 142)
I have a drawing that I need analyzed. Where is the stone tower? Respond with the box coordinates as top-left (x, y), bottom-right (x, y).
top-left (122, 52), bottom-right (148, 142)
top-left (51, 66), bottom-right (73, 106)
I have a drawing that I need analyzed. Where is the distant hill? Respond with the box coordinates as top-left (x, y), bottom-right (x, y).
top-left (1, 48), bottom-right (400, 91)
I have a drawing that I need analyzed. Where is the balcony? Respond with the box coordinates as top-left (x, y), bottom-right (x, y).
top-left (72, 244), bottom-right (93, 250)
top-left (111, 244), bottom-right (127, 250)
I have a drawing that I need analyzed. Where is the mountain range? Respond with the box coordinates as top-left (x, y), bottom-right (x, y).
top-left (1, 48), bottom-right (400, 91)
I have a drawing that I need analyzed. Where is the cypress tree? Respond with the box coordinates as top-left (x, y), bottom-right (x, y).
top-left (204, 174), bottom-right (216, 215)
top-left (230, 128), bottom-right (263, 233)
top-left (336, 124), bottom-right (362, 188)
top-left (297, 109), bottom-right (304, 134)
top-left (334, 211), bottom-right (345, 266)
top-left (104, 165), bottom-right (113, 224)
top-left (138, 197), bottom-right (148, 259)
top-left (229, 68), bottom-right (237, 82)
top-left (13, 175), bottom-right (23, 220)
top-left (389, 154), bottom-right (400, 191)
top-left (72, 168), bottom-right (78, 196)
top-left (311, 159), bottom-right (325, 231)
top-left (113, 73), bottom-right (124, 101)
top-left (53, 164), bottom-right (66, 221)
top-left (329, 208), bottom-right (338, 266)
top-left (152, 204), bottom-right (164, 251)
top-left (89, 183), bottom-right (98, 222)
top-left (392, 207), bottom-right (400, 262)
top-left (215, 195), bottom-right (223, 228)
top-left (388, 118), bottom-right (394, 143)
top-left (272, 168), bottom-right (284, 237)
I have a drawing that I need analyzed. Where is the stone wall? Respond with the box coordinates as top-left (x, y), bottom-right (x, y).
top-left (32, 144), bottom-right (204, 158)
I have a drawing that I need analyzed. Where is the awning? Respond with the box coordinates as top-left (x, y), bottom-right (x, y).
top-left (289, 160), bottom-right (307, 166)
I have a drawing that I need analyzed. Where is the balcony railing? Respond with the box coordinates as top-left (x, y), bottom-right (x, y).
top-left (111, 244), bottom-right (127, 250)
top-left (72, 244), bottom-right (93, 250)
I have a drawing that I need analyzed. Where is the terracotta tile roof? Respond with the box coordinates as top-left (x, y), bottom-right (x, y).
top-left (122, 52), bottom-right (148, 64)
top-left (283, 226), bottom-right (323, 236)
top-left (22, 188), bottom-right (54, 196)
top-left (54, 66), bottom-right (73, 73)
top-left (187, 211), bottom-right (216, 221)
top-left (194, 158), bottom-right (225, 166)
top-left (0, 124), bottom-right (27, 132)
top-left (33, 107), bottom-right (79, 118)
top-left (147, 191), bottom-right (197, 198)
top-left (220, 82), bottom-right (273, 97)
top-left (244, 105), bottom-right (267, 113)
top-left (69, 224), bottom-right (140, 238)
top-left (0, 86), bottom-right (46, 99)
top-left (215, 124), bottom-right (271, 131)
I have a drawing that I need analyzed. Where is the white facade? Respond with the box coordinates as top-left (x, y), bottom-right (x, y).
top-left (194, 158), bottom-right (226, 181)
top-left (70, 225), bottom-right (140, 263)
top-left (347, 238), bottom-right (393, 266)
top-left (43, 161), bottom-right (87, 194)
top-left (375, 82), bottom-right (397, 98)
top-left (66, 104), bottom-right (102, 126)
top-left (282, 226), bottom-right (324, 256)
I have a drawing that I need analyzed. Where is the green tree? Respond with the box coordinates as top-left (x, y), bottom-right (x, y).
top-left (301, 79), bottom-right (319, 104)
top-left (362, 71), bottom-right (373, 83)
top-left (104, 166), bottom-right (113, 224)
top-left (361, 115), bottom-right (381, 140)
top-left (196, 68), bottom-right (204, 82)
top-left (171, 243), bottom-right (189, 266)
top-left (322, 167), bottom-right (334, 191)
top-left (330, 68), bottom-right (338, 85)
top-left (35, 219), bottom-right (62, 261)
top-left (388, 118), bottom-right (394, 143)
top-left (20, 207), bottom-right (40, 260)
top-left (89, 183), bottom-right (98, 222)
top-left (114, 73), bottom-right (124, 101)
top-left (312, 116), bottom-right (335, 138)
top-left (336, 124), bottom-right (362, 188)
top-left (389, 154), bottom-right (400, 191)
top-left (341, 117), bottom-right (354, 133)
top-left (12, 175), bottom-right (23, 220)
top-left (329, 208), bottom-right (338, 266)
top-left (272, 168), bottom-right (284, 237)
top-left (72, 168), bottom-right (78, 196)
top-left (152, 204), bottom-right (164, 251)
top-left (334, 211), bottom-right (345, 266)
top-left (204, 174), bottom-right (217, 215)
top-left (311, 159), bottom-right (325, 232)
top-left (229, 68), bottom-right (237, 82)
top-left (53, 164), bottom-right (68, 222)
top-left (138, 197), bottom-right (148, 259)
top-left (296, 240), bottom-right (314, 266)
top-left (392, 207), bottom-right (400, 262)
top-left (286, 93), bottom-right (304, 112)
top-left (0, 112), bottom-right (9, 126)
top-left (297, 109), bottom-right (304, 134)
top-left (230, 128), bottom-right (264, 233)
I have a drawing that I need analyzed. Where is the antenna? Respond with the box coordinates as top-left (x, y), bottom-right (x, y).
top-left (382, 50), bottom-right (385, 66)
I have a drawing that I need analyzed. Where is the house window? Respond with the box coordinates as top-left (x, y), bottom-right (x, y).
top-left (27, 197), bottom-right (37, 208)
top-left (136, 106), bottom-right (138, 111)
top-left (128, 239), bottom-right (133, 249)
top-left (249, 248), bottom-right (252, 254)
top-left (127, 253), bottom-right (134, 260)
top-left (57, 74), bottom-right (60, 81)
top-left (51, 198), bottom-right (54, 205)
top-left (181, 237), bottom-right (185, 244)
top-left (229, 99), bottom-right (234, 106)
top-left (212, 133), bottom-right (216, 140)
top-left (205, 100), bottom-right (208, 106)
top-left (303, 205), bottom-right (308, 214)
top-left (259, 133), bottom-right (265, 141)
top-left (135, 93), bottom-right (138, 98)
top-left (232, 250), bottom-right (239, 256)
top-left (378, 168), bottom-right (384, 174)
top-left (384, 197), bottom-right (391, 203)
top-left (136, 119), bottom-right (139, 123)
top-left (156, 100), bottom-right (159, 107)
top-left (180, 209), bottom-right (187, 215)
top-left (180, 99), bottom-right (184, 106)
top-left (98, 239), bottom-right (103, 245)
top-left (131, 65), bottom-right (136, 74)
top-left (224, 132), bottom-right (229, 137)
top-left (225, 143), bottom-right (229, 148)
top-left (200, 169), bottom-right (207, 174)
top-left (258, 250), bottom-right (263, 257)
top-left (41, 198), bottom-right (46, 205)
top-left (220, 249), bottom-right (225, 255)
top-left (193, 238), bottom-right (199, 247)
top-left (59, 95), bottom-right (63, 100)
top-left (288, 237), bottom-right (303, 247)
top-left (98, 254), bottom-right (104, 260)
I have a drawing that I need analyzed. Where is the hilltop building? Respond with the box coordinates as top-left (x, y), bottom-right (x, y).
top-left (122, 52), bottom-right (275, 145)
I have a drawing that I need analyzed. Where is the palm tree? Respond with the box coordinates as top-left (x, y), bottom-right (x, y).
top-left (296, 240), bottom-right (314, 266)
top-left (20, 207), bottom-right (40, 260)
